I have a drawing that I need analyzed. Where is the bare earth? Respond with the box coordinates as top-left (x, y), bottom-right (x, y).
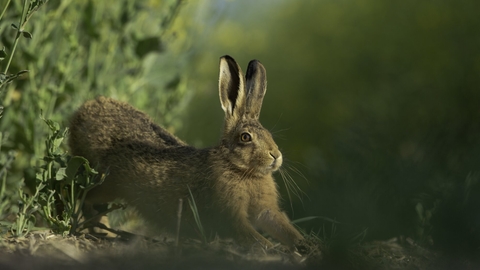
top-left (1, 230), bottom-right (468, 270)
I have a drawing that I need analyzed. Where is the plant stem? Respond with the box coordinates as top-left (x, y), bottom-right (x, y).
top-left (0, 0), bottom-right (12, 22)
top-left (3, 0), bottom-right (29, 74)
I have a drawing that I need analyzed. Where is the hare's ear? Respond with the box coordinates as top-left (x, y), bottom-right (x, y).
top-left (219, 55), bottom-right (246, 119)
top-left (245, 59), bottom-right (267, 119)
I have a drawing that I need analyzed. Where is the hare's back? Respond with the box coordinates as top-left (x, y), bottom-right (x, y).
top-left (69, 96), bottom-right (185, 165)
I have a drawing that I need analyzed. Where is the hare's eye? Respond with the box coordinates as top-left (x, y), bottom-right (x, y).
top-left (240, 132), bottom-right (252, 142)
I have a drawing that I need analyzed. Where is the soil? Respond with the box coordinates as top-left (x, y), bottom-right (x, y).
top-left (2, 229), bottom-right (473, 270)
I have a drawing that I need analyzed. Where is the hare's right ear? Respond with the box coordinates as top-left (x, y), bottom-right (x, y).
top-left (244, 59), bottom-right (267, 119)
top-left (219, 55), bottom-right (246, 119)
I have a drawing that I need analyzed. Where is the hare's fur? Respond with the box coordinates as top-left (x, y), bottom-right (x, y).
top-left (69, 55), bottom-right (303, 249)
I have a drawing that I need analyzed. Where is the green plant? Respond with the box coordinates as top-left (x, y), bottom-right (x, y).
top-left (38, 116), bottom-right (108, 235)
top-left (0, 0), bottom-right (49, 237)
top-left (6, 116), bottom-right (104, 237)
top-left (0, 0), bottom-right (194, 236)
top-left (0, 0), bottom-right (47, 89)
top-left (1, 0), bottom-right (191, 188)
top-left (0, 144), bottom-right (16, 224)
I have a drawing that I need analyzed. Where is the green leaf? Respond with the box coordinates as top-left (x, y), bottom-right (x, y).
top-left (52, 137), bottom-right (64, 152)
top-left (65, 156), bottom-right (88, 181)
top-left (42, 117), bottom-right (60, 132)
top-left (11, 24), bottom-right (18, 29)
top-left (81, 158), bottom-right (97, 175)
top-left (55, 167), bottom-right (66, 181)
top-left (36, 171), bottom-right (45, 182)
top-left (16, 70), bottom-right (29, 76)
top-left (22, 31), bottom-right (33, 39)
top-left (0, 47), bottom-right (6, 61)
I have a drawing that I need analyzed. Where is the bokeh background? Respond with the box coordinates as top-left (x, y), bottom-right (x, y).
top-left (1, 0), bottom-right (479, 261)
top-left (180, 0), bottom-right (480, 257)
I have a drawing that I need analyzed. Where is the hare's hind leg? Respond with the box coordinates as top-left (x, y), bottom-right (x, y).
top-left (80, 201), bottom-right (112, 234)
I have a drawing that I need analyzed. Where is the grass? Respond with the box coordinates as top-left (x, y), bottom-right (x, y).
top-left (187, 185), bottom-right (207, 245)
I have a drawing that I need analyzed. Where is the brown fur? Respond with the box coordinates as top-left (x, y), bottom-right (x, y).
top-left (68, 55), bottom-right (303, 249)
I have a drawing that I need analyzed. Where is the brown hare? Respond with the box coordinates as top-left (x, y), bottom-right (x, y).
top-left (69, 55), bottom-right (303, 249)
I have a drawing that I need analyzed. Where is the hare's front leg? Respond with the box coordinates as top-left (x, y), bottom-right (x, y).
top-left (218, 185), bottom-right (274, 248)
top-left (249, 178), bottom-right (304, 248)
top-left (233, 215), bottom-right (274, 249)
top-left (254, 208), bottom-right (303, 248)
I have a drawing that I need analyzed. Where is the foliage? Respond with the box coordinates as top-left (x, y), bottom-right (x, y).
top-left (0, 145), bottom-right (15, 227)
top-left (0, 0), bottom-right (46, 88)
top-left (1, 0), bottom-right (191, 177)
top-left (0, 0), bottom-right (195, 236)
top-left (1, 116), bottom-right (105, 237)
top-left (0, 0), bottom-right (50, 236)
top-left (37, 116), bottom-right (109, 236)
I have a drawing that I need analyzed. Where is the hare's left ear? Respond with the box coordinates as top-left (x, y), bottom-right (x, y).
top-left (245, 59), bottom-right (267, 119)
top-left (219, 55), bottom-right (246, 119)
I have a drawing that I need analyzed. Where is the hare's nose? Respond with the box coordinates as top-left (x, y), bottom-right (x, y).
top-left (269, 151), bottom-right (283, 167)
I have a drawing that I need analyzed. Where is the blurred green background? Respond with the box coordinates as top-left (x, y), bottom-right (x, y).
top-left (181, 0), bottom-right (480, 256)
top-left (1, 0), bottom-right (479, 258)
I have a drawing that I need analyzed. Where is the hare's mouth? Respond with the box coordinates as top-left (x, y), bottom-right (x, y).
top-left (248, 160), bottom-right (280, 175)
top-left (268, 159), bottom-right (282, 172)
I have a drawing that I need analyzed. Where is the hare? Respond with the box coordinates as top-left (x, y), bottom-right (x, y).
top-left (69, 55), bottom-right (303, 249)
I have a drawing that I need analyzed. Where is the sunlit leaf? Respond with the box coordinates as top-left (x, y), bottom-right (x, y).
top-left (55, 167), bottom-right (66, 181)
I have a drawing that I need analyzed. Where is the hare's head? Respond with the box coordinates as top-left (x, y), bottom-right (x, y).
top-left (218, 55), bottom-right (282, 176)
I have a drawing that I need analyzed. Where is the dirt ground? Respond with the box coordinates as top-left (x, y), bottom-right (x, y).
top-left (2, 229), bottom-right (474, 270)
